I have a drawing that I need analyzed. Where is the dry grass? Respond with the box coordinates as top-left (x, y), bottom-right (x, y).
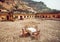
top-left (0, 19), bottom-right (60, 42)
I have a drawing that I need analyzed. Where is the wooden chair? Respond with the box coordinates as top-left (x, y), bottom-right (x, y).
top-left (30, 30), bottom-right (40, 40)
top-left (19, 28), bottom-right (30, 37)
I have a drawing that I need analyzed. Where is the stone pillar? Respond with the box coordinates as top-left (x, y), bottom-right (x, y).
top-left (47, 15), bottom-right (50, 18)
top-left (18, 16), bottom-right (20, 19)
top-left (22, 16), bottom-right (24, 19)
top-left (26, 16), bottom-right (27, 18)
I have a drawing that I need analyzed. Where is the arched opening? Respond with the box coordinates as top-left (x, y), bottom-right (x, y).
top-left (20, 16), bottom-right (23, 20)
top-left (42, 16), bottom-right (44, 18)
top-left (24, 16), bottom-right (26, 18)
top-left (53, 15), bottom-right (55, 18)
top-left (7, 15), bottom-right (9, 20)
top-left (27, 16), bottom-right (29, 18)
top-left (45, 16), bottom-right (47, 18)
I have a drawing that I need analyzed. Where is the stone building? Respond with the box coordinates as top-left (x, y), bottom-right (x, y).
top-left (13, 13), bottom-right (35, 20)
top-left (0, 12), bottom-right (13, 21)
top-left (0, 12), bottom-right (35, 21)
top-left (0, 12), bottom-right (60, 21)
top-left (35, 13), bottom-right (60, 19)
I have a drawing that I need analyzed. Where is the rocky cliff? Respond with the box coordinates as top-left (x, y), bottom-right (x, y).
top-left (0, 0), bottom-right (59, 13)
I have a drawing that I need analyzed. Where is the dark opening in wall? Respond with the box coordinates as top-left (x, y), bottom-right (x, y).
top-left (45, 16), bottom-right (47, 18)
top-left (27, 16), bottom-right (29, 18)
top-left (7, 15), bottom-right (9, 20)
top-left (42, 16), bottom-right (44, 18)
top-left (53, 15), bottom-right (55, 18)
top-left (20, 16), bottom-right (23, 20)
top-left (24, 16), bottom-right (26, 18)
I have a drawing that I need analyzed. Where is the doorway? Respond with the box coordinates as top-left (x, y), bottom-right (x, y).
top-left (7, 15), bottom-right (9, 20)
top-left (20, 16), bottom-right (23, 20)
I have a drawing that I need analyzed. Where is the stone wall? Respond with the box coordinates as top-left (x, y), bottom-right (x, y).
top-left (0, 13), bottom-right (60, 21)
top-left (35, 13), bottom-right (60, 19)
top-left (13, 14), bottom-right (35, 20)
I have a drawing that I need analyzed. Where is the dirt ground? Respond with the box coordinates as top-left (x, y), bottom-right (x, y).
top-left (0, 19), bottom-right (60, 42)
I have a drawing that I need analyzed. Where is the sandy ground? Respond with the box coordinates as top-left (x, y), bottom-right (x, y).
top-left (0, 19), bottom-right (60, 42)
